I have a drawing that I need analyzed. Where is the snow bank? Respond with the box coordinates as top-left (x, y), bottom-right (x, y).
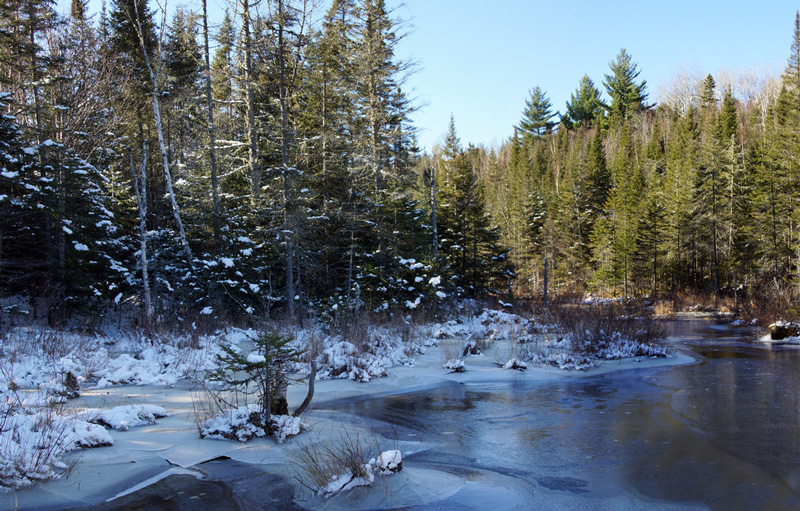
top-left (296, 324), bottom-right (421, 383)
top-left (0, 411), bottom-right (112, 488)
top-left (200, 404), bottom-right (269, 442)
top-left (95, 342), bottom-right (222, 387)
top-left (200, 405), bottom-right (307, 443)
top-left (273, 415), bottom-right (306, 443)
top-left (76, 404), bottom-right (167, 431)
top-left (0, 328), bottom-right (227, 392)
top-left (432, 309), bottom-right (533, 342)
top-left (318, 449), bottom-right (403, 497)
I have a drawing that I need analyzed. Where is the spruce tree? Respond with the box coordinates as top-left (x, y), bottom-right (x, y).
top-left (436, 118), bottom-right (505, 296)
top-left (565, 75), bottom-right (604, 127)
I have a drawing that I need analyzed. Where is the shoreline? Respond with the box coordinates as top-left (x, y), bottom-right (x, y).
top-left (3, 335), bottom-right (698, 511)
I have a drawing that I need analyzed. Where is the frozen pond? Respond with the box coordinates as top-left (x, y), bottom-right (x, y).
top-left (323, 318), bottom-right (800, 510)
top-left (6, 317), bottom-right (800, 510)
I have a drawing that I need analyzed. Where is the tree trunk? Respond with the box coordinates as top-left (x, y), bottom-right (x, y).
top-left (431, 164), bottom-right (438, 257)
top-left (130, 147), bottom-right (152, 330)
top-left (132, 0), bottom-right (194, 270)
top-left (151, 92), bottom-right (194, 269)
top-left (712, 163), bottom-right (719, 291)
top-left (271, 370), bottom-right (289, 416)
top-left (242, 0), bottom-right (258, 208)
top-left (293, 359), bottom-right (316, 417)
top-left (201, 0), bottom-right (221, 253)
top-left (277, 0), bottom-right (295, 321)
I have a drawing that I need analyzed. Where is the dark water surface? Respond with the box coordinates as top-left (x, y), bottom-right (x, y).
top-left (330, 318), bottom-right (800, 510)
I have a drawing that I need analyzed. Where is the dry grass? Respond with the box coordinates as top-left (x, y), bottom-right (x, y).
top-left (439, 339), bottom-right (465, 366)
top-left (653, 287), bottom-right (800, 327)
top-left (653, 291), bottom-right (738, 316)
top-left (292, 427), bottom-right (378, 494)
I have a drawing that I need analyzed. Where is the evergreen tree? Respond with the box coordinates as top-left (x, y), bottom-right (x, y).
top-left (164, 7), bottom-right (202, 165)
top-left (518, 85), bottom-right (556, 141)
top-left (603, 49), bottom-right (649, 123)
top-left (436, 118), bottom-right (506, 296)
top-left (586, 127), bottom-right (610, 217)
top-left (109, 0), bottom-right (157, 78)
top-left (785, 10), bottom-right (800, 91)
top-left (565, 75), bottom-right (604, 127)
top-left (211, 10), bottom-right (235, 106)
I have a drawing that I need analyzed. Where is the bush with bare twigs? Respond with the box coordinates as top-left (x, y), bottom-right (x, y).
top-left (551, 304), bottom-right (671, 360)
top-left (0, 385), bottom-right (113, 488)
top-left (738, 287), bottom-right (799, 327)
top-left (293, 428), bottom-right (402, 497)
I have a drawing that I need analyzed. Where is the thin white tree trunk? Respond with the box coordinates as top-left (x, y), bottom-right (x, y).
top-left (242, 0), bottom-right (258, 208)
top-left (131, 0), bottom-right (193, 271)
top-left (202, 0), bottom-right (221, 253)
top-left (130, 147), bottom-right (152, 329)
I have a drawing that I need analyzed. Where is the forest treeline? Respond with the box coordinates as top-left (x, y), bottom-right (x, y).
top-left (1, 0), bottom-right (799, 327)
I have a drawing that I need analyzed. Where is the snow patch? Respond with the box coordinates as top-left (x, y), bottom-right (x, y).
top-left (76, 405), bottom-right (167, 431)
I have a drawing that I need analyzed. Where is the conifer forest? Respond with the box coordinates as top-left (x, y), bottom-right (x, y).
top-left (3, 0), bottom-right (800, 328)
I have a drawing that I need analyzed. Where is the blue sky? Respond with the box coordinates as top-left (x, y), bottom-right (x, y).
top-left (59, 0), bottom-right (798, 152)
top-left (395, 1), bottom-right (797, 151)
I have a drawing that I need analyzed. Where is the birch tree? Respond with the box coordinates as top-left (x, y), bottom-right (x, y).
top-left (131, 0), bottom-right (193, 270)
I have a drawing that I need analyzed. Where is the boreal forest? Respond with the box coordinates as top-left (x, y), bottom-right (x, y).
top-left (3, 0), bottom-right (800, 328)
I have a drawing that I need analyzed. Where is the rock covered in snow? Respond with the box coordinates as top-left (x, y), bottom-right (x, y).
top-left (461, 340), bottom-right (482, 357)
top-left (373, 449), bottom-right (402, 474)
top-left (503, 358), bottom-right (527, 371)
top-left (769, 321), bottom-right (800, 340)
top-left (443, 358), bottom-right (465, 372)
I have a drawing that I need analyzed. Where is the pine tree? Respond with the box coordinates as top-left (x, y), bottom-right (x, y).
top-left (164, 8), bottom-right (202, 165)
top-left (211, 10), bottom-right (235, 106)
top-left (586, 127), bottom-right (610, 217)
top-left (785, 10), bottom-right (800, 91)
top-left (518, 85), bottom-right (556, 141)
top-left (109, 0), bottom-right (156, 80)
top-left (603, 49), bottom-right (649, 123)
top-left (354, 0), bottom-right (405, 195)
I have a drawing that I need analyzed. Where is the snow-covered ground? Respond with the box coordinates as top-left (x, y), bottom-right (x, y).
top-left (0, 307), bottom-right (691, 509)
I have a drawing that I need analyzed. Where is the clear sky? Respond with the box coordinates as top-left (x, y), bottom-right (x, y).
top-left (58, 0), bottom-right (798, 152)
top-left (394, 0), bottom-right (797, 151)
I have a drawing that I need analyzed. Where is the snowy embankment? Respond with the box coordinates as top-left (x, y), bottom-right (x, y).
top-left (0, 305), bottom-right (680, 495)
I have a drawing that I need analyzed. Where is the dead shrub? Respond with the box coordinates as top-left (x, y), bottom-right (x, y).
top-left (552, 304), bottom-right (667, 356)
top-left (739, 286), bottom-right (799, 327)
top-left (293, 427), bottom-right (378, 495)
